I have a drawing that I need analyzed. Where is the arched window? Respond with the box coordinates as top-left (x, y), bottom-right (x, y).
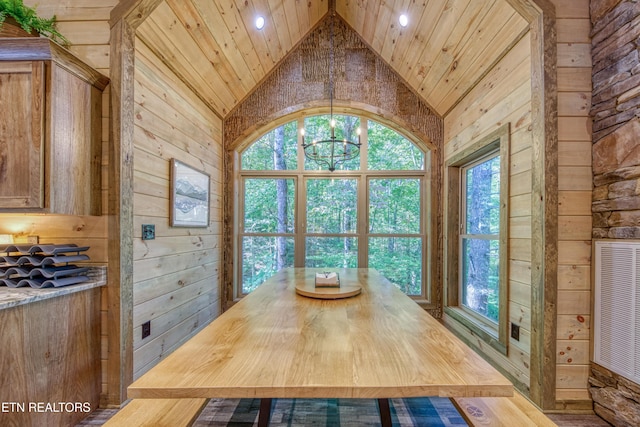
top-left (238, 114), bottom-right (431, 300)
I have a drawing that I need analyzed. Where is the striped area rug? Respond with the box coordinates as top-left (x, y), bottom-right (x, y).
top-left (193, 397), bottom-right (469, 426)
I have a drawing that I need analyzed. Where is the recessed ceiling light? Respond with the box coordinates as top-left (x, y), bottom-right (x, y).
top-left (255, 16), bottom-right (265, 30)
top-left (399, 14), bottom-right (408, 28)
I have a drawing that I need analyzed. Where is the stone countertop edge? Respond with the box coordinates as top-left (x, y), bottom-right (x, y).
top-left (0, 266), bottom-right (107, 311)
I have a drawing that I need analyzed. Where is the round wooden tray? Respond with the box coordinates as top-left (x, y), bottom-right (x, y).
top-left (295, 282), bottom-right (362, 299)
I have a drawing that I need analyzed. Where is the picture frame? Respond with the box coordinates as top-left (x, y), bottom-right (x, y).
top-left (170, 159), bottom-right (210, 227)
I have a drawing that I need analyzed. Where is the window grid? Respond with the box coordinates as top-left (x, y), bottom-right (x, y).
top-left (238, 115), bottom-right (430, 300)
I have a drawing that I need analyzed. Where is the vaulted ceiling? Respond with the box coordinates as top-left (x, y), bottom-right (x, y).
top-left (136, 0), bottom-right (529, 118)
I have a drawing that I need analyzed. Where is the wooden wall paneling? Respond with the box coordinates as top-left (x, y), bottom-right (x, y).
top-left (558, 166), bottom-right (592, 191)
top-left (556, 365), bottom-right (590, 389)
top-left (107, 16), bottom-right (137, 407)
top-left (510, 124), bottom-right (535, 156)
top-left (510, 279), bottom-right (532, 307)
top-left (557, 314), bottom-right (589, 340)
top-left (27, 0), bottom-right (119, 21)
top-left (558, 140), bottom-right (591, 165)
top-left (136, 12), bottom-right (232, 115)
top-left (558, 216), bottom-right (592, 240)
top-left (557, 68), bottom-right (591, 92)
top-left (444, 0), bottom-right (559, 409)
top-left (510, 238), bottom-right (532, 262)
top-left (131, 31), bottom-right (223, 392)
top-left (557, 264), bottom-right (591, 290)
top-left (558, 92), bottom-right (590, 116)
top-left (510, 300), bottom-right (532, 332)
top-left (557, 241), bottom-right (591, 265)
top-left (556, 18), bottom-right (591, 43)
top-left (443, 34), bottom-right (534, 397)
top-left (133, 301), bottom-right (218, 377)
top-left (133, 233), bottom-right (220, 260)
top-left (443, 33), bottom-right (532, 147)
top-left (55, 21), bottom-right (111, 45)
top-left (443, 308), bottom-right (532, 387)
top-left (434, 12), bottom-right (529, 113)
top-left (133, 261), bottom-right (219, 307)
top-left (514, 0), bottom-right (558, 411)
top-left (2, 0), bottom-right (112, 402)
top-left (511, 171), bottom-right (533, 197)
top-left (548, 0), bottom-right (590, 18)
top-left (134, 40), bottom-right (222, 134)
top-left (557, 43), bottom-right (592, 68)
top-left (132, 276), bottom-right (217, 330)
top-left (558, 116), bottom-right (592, 141)
top-left (444, 91), bottom-right (531, 160)
top-left (511, 216), bottom-right (533, 239)
top-left (510, 260), bottom-right (533, 285)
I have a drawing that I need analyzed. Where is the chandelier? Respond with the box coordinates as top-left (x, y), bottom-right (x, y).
top-left (300, 11), bottom-right (361, 172)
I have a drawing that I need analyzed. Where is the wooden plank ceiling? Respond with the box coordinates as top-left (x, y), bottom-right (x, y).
top-left (136, 0), bottom-right (528, 118)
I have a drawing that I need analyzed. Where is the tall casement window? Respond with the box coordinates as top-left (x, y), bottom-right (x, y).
top-left (445, 125), bottom-right (509, 353)
top-left (461, 153), bottom-right (501, 322)
top-left (238, 114), bottom-right (431, 301)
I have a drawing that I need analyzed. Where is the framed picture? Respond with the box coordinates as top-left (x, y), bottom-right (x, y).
top-left (170, 159), bottom-right (210, 227)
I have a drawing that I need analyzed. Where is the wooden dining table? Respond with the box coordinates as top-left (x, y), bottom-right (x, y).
top-left (128, 268), bottom-right (513, 426)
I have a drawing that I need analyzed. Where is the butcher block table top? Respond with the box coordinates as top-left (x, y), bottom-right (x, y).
top-left (128, 268), bottom-right (513, 400)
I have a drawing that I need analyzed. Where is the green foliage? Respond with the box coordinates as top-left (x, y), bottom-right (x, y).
top-left (368, 121), bottom-right (424, 170)
top-left (461, 154), bottom-right (501, 322)
top-left (0, 0), bottom-right (69, 46)
top-left (240, 115), bottom-right (426, 294)
top-left (242, 121), bottom-right (297, 170)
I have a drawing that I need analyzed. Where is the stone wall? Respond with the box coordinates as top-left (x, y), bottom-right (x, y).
top-left (590, 1), bottom-right (640, 426)
top-left (590, 364), bottom-right (640, 426)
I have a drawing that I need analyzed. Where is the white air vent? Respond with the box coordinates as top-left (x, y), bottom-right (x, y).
top-left (594, 240), bottom-right (640, 383)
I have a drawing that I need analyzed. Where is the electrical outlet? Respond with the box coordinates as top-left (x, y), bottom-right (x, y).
top-left (510, 323), bottom-right (520, 341)
top-left (142, 224), bottom-right (155, 240)
top-left (142, 321), bottom-right (151, 339)
top-left (27, 235), bottom-right (39, 244)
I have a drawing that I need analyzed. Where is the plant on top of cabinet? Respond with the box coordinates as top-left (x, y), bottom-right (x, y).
top-left (0, 0), bottom-right (69, 46)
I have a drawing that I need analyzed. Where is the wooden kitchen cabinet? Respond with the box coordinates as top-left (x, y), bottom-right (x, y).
top-left (0, 39), bottom-right (109, 215)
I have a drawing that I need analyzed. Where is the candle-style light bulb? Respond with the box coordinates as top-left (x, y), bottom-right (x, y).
top-left (330, 119), bottom-right (335, 139)
top-left (356, 127), bottom-right (361, 144)
top-left (300, 128), bottom-right (305, 145)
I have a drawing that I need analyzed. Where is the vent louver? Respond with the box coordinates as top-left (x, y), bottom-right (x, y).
top-left (594, 240), bottom-right (640, 383)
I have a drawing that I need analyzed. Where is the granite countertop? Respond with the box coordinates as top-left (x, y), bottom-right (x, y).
top-left (0, 266), bottom-right (106, 310)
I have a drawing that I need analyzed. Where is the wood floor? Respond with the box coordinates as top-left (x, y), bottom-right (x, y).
top-left (76, 398), bottom-right (612, 426)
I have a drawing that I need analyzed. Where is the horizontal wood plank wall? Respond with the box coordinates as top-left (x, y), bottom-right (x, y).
top-left (551, 0), bottom-right (593, 410)
top-left (10, 0), bottom-right (114, 404)
top-left (443, 33), bottom-right (533, 389)
top-left (132, 38), bottom-right (222, 379)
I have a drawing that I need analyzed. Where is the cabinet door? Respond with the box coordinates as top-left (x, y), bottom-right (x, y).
top-left (0, 61), bottom-right (44, 209)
